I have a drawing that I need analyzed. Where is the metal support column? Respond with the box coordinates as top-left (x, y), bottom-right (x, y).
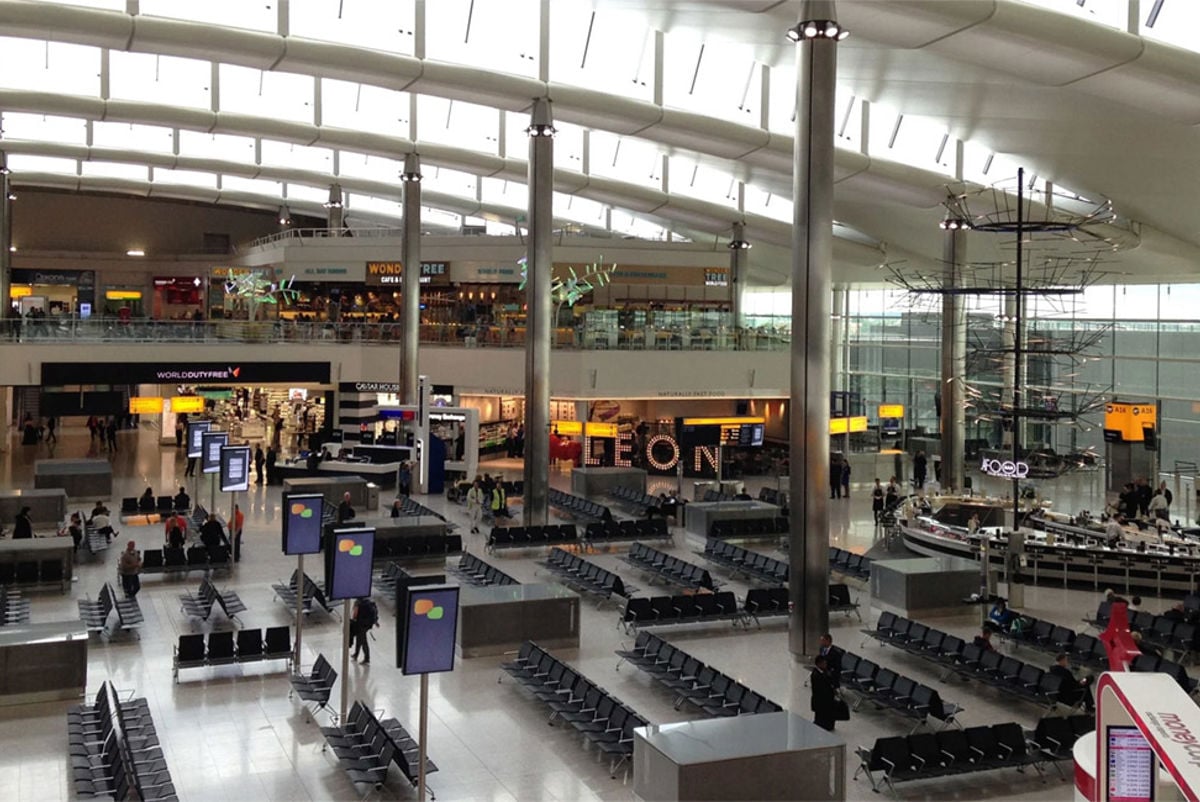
top-left (0, 153), bottom-right (10, 319)
top-left (940, 221), bottom-right (967, 492)
top-left (787, 3), bottom-right (845, 660)
top-left (325, 184), bottom-right (344, 234)
top-left (401, 154), bottom-right (423, 405)
top-left (728, 222), bottom-right (749, 337)
top-left (830, 286), bottom-right (846, 392)
top-left (522, 98), bottom-right (554, 528)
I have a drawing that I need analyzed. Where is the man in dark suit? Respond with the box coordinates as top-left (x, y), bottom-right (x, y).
top-left (818, 633), bottom-right (844, 686)
top-left (1049, 653), bottom-right (1093, 712)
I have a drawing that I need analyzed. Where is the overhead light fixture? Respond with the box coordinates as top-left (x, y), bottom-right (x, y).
top-left (400, 153), bottom-right (423, 183)
top-left (939, 218), bottom-right (972, 231)
top-left (526, 98), bottom-right (557, 138)
top-left (323, 184), bottom-right (343, 209)
top-left (786, 19), bottom-right (849, 42)
top-left (278, 205), bottom-right (292, 225)
top-left (5, 191), bottom-right (14, 201)
top-left (126, 249), bottom-right (145, 257)
top-left (8, 245), bottom-right (15, 252)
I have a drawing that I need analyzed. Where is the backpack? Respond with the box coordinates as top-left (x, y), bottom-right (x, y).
top-left (358, 599), bottom-right (378, 628)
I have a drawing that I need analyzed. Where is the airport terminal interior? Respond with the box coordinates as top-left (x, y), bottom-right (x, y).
top-left (4, 0), bottom-right (1200, 800)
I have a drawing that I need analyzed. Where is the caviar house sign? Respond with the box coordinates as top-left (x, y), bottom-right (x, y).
top-left (980, 457), bottom-right (1030, 479)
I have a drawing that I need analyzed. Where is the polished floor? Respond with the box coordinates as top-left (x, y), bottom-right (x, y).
top-left (0, 425), bottom-right (1162, 801)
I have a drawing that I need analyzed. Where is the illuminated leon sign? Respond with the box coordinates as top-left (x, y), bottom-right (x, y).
top-left (980, 457), bottom-right (1029, 479)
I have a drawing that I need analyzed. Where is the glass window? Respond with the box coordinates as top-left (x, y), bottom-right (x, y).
top-left (91, 122), bottom-right (174, 153)
top-left (426, 0), bottom-right (539, 78)
top-left (218, 65), bottom-right (314, 124)
top-left (743, 184), bottom-right (792, 223)
top-left (338, 153), bottom-right (404, 182)
top-left (345, 193), bottom-right (399, 218)
top-left (320, 79), bottom-right (408, 136)
top-left (5, 154), bottom-right (78, 173)
top-left (260, 141), bottom-right (334, 173)
top-left (554, 193), bottom-right (605, 226)
top-left (1140, 0), bottom-right (1200, 52)
top-left (283, 183), bottom-right (331, 205)
top-left (290, 0), bottom-right (415, 55)
top-left (555, 122), bottom-right (586, 173)
top-left (480, 177), bottom-right (526, 209)
top-left (610, 210), bottom-right (667, 240)
top-left (662, 35), bottom-right (760, 124)
top-left (53, 0), bottom-right (124, 8)
top-left (1, 113), bottom-right (88, 145)
top-left (80, 161), bottom-right (147, 180)
top-left (1113, 357), bottom-right (1156, 396)
top-left (549, 5), bottom-right (653, 101)
top-left (153, 168), bottom-right (216, 188)
top-left (1014, 0), bottom-right (1125, 29)
top-left (141, 0), bottom-right (275, 32)
top-left (417, 96), bottom-right (498, 155)
top-left (221, 176), bottom-right (283, 198)
top-left (668, 156), bottom-right (737, 208)
top-left (178, 131), bottom-right (255, 162)
top-left (1159, 284), bottom-right (1200, 320)
top-left (423, 206), bottom-right (462, 230)
top-left (424, 166), bottom-right (477, 198)
top-left (0, 39), bottom-right (99, 95)
top-left (589, 131), bottom-right (662, 190)
top-left (109, 52), bottom-right (210, 109)
top-left (1113, 284), bottom-right (1158, 320)
top-left (1076, 284), bottom-right (1114, 319)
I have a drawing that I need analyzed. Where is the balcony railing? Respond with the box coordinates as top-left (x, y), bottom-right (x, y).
top-left (0, 317), bottom-right (792, 352)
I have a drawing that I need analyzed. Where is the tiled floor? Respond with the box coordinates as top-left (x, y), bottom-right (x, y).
top-left (0, 424), bottom-right (1160, 800)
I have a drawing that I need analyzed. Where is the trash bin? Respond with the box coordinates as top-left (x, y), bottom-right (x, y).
top-left (365, 482), bottom-right (380, 511)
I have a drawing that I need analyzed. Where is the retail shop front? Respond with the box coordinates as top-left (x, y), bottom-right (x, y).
top-left (10, 269), bottom-right (96, 318)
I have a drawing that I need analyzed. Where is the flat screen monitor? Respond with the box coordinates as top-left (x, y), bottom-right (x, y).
top-left (324, 528), bottom-right (374, 601)
top-left (201, 431), bottom-right (228, 474)
top-left (282, 493), bottom-right (324, 555)
top-left (219, 445), bottom-right (251, 492)
top-left (399, 585), bottom-right (460, 675)
top-left (1106, 726), bottom-right (1155, 802)
top-left (186, 420), bottom-right (211, 458)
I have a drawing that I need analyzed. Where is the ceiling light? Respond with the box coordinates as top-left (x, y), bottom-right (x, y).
top-left (126, 249), bottom-right (145, 257)
top-left (278, 204), bottom-right (292, 225)
top-left (8, 245), bottom-right (15, 252)
top-left (5, 191), bottom-right (14, 201)
top-left (939, 218), bottom-right (972, 231)
top-left (323, 185), bottom-right (343, 209)
top-left (727, 239), bottom-right (752, 250)
top-left (787, 20), bottom-right (848, 42)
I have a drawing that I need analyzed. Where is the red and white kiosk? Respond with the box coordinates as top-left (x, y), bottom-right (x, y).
top-left (1075, 601), bottom-right (1200, 801)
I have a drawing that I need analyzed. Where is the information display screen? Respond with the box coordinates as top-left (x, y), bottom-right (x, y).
top-left (201, 431), bottom-right (228, 474)
top-left (400, 585), bottom-right (460, 675)
top-left (282, 493), bottom-right (324, 555)
top-left (219, 445), bottom-right (251, 492)
top-left (325, 529), bottom-right (375, 601)
top-left (1106, 726), bottom-right (1155, 802)
top-left (720, 423), bottom-right (764, 447)
top-left (186, 420), bottom-right (211, 458)
top-left (676, 421), bottom-right (721, 448)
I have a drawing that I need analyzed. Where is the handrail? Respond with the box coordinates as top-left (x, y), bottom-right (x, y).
top-left (241, 225), bottom-right (406, 251)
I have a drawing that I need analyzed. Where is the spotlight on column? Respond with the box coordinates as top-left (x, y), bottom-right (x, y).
top-left (786, 19), bottom-right (849, 42)
top-left (727, 236), bottom-right (752, 250)
top-left (323, 185), bottom-right (343, 209)
top-left (939, 217), bottom-right (973, 231)
top-left (277, 205), bottom-right (292, 226)
top-left (0, 153), bottom-right (9, 174)
top-left (400, 153), bottom-right (423, 183)
top-left (526, 98), bottom-right (557, 138)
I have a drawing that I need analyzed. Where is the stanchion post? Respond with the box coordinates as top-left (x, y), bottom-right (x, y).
top-left (340, 598), bottom-right (351, 724)
top-left (294, 553), bottom-right (304, 667)
top-left (418, 672), bottom-right (429, 802)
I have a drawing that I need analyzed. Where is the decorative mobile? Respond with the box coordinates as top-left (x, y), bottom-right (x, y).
top-left (518, 257), bottom-right (618, 310)
top-left (223, 272), bottom-right (301, 306)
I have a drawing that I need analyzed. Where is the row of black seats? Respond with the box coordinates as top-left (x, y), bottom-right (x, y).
top-left (624, 542), bottom-right (716, 591)
top-left (614, 631), bottom-right (784, 718)
top-left (608, 485), bottom-right (664, 514)
top-left (700, 538), bottom-right (788, 584)
top-left (178, 578), bottom-right (247, 625)
top-left (69, 681), bottom-right (175, 801)
top-left (321, 700), bottom-right (437, 794)
top-left (758, 487), bottom-right (787, 506)
top-left (1088, 600), bottom-right (1199, 656)
top-left (829, 546), bottom-right (872, 580)
top-left (994, 615), bottom-right (1110, 673)
top-left (0, 558), bottom-right (66, 588)
top-left (289, 653), bottom-right (338, 721)
top-left (548, 488), bottom-right (612, 521)
top-left (586, 518), bottom-right (671, 545)
top-left (272, 569), bottom-right (336, 616)
top-left (173, 626), bottom-right (292, 681)
top-left (487, 523), bottom-right (578, 551)
top-left (620, 591), bottom-right (745, 632)
top-left (854, 720), bottom-right (1070, 796)
top-left (839, 651), bottom-right (964, 730)
top-left (450, 551), bottom-right (520, 587)
top-left (78, 582), bottom-right (143, 638)
top-left (501, 641), bottom-right (645, 779)
top-left (141, 545), bottom-right (231, 574)
top-left (701, 490), bottom-right (737, 502)
top-left (0, 585), bottom-right (30, 625)
top-left (541, 548), bottom-right (636, 602)
top-left (868, 613), bottom-right (1078, 709)
top-left (374, 533), bottom-right (462, 560)
top-left (710, 517), bottom-right (788, 540)
top-left (390, 495), bottom-right (449, 524)
top-left (121, 494), bottom-right (191, 515)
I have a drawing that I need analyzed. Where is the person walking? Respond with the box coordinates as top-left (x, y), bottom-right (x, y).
top-left (45, 416), bottom-right (57, 445)
top-left (105, 418), bottom-right (118, 453)
top-left (350, 596), bottom-right (379, 664)
top-left (398, 462), bottom-right (412, 497)
top-left (265, 445), bottom-right (277, 485)
top-left (337, 492), bottom-right (356, 524)
top-left (829, 455), bottom-right (842, 499)
top-left (871, 479), bottom-right (885, 524)
top-left (840, 460), bottom-right (851, 500)
top-left (13, 506), bottom-right (33, 539)
top-left (117, 541), bottom-right (142, 598)
top-left (913, 451), bottom-right (928, 489)
top-left (174, 418), bottom-right (184, 448)
top-left (232, 504), bottom-right (245, 562)
top-left (254, 445), bottom-right (265, 485)
top-left (810, 654), bottom-right (839, 732)
top-left (466, 478), bottom-right (485, 534)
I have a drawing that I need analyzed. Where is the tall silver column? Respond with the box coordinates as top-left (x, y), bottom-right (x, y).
top-left (940, 223), bottom-right (967, 491)
top-left (787, 4), bottom-right (845, 659)
top-left (400, 154), bottom-right (423, 405)
top-left (728, 222), bottom-right (749, 336)
top-left (830, 286), bottom-right (846, 391)
top-left (522, 98), bottom-right (554, 527)
top-left (325, 184), bottom-right (344, 234)
top-left (0, 153), bottom-right (10, 320)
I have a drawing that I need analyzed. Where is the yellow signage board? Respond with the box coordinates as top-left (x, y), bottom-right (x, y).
top-left (585, 422), bottom-right (619, 438)
top-left (878, 404), bottom-right (905, 419)
top-left (169, 396), bottom-right (206, 414)
top-left (129, 397), bottom-right (164, 414)
top-left (829, 418), bottom-right (849, 435)
top-left (682, 416), bottom-right (766, 426)
top-left (849, 416), bottom-right (869, 433)
top-left (1104, 402), bottom-right (1156, 441)
top-left (551, 421), bottom-right (619, 438)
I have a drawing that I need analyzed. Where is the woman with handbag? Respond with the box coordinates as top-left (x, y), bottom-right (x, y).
top-left (810, 654), bottom-right (845, 732)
